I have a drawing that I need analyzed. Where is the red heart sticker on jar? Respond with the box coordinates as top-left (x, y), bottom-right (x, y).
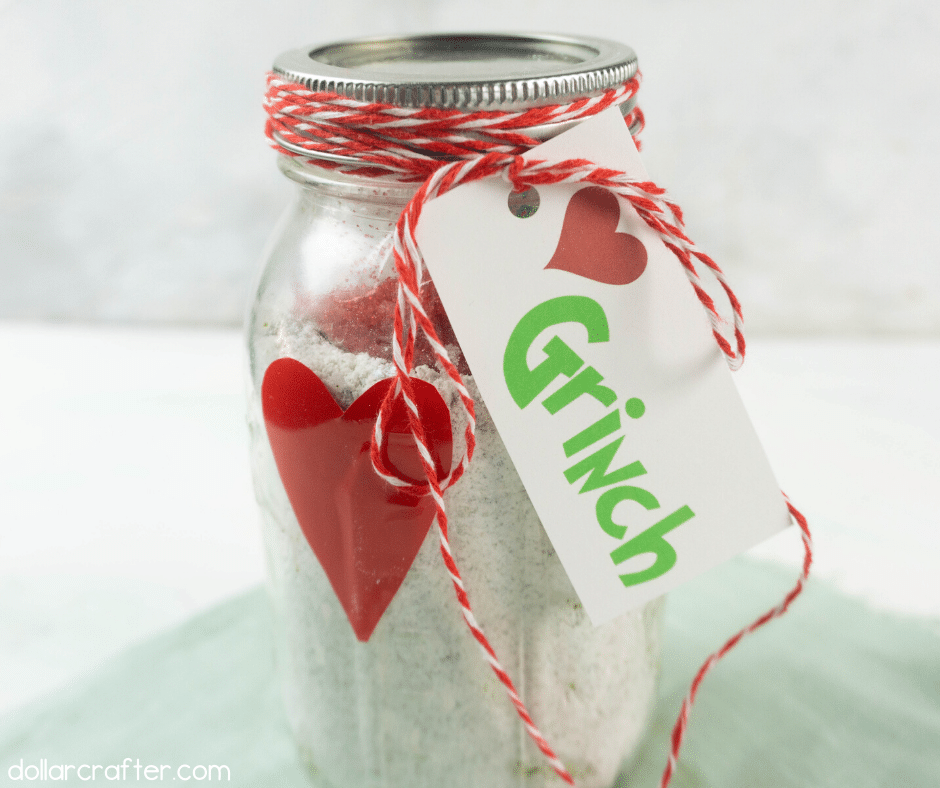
top-left (262, 358), bottom-right (453, 641)
top-left (545, 185), bottom-right (648, 285)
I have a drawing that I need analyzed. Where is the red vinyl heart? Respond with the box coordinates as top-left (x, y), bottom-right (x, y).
top-left (262, 358), bottom-right (453, 642)
top-left (545, 186), bottom-right (648, 285)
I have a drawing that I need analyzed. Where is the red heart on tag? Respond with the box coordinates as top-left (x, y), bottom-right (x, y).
top-left (262, 358), bottom-right (453, 642)
top-left (545, 186), bottom-right (648, 285)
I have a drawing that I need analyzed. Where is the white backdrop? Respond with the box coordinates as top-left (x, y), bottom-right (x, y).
top-left (2, 0), bottom-right (938, 333)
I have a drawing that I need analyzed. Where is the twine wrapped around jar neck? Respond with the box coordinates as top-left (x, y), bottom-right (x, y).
top-left (265, 73), bottom-right (645, 182)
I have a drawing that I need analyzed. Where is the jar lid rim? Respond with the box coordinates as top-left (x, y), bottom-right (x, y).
top-left (272, 32), bottom-right (638, 109)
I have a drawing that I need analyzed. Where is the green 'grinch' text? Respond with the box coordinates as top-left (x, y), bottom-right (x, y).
top-left (503, 295), bottom-right (694, 588)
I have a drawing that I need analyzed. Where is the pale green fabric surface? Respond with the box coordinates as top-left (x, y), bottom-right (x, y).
top-left (3, 559), bottom-right (938, 787)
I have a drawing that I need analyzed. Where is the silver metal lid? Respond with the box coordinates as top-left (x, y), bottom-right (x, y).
top-left (272, 33), bottom-right (638, 110)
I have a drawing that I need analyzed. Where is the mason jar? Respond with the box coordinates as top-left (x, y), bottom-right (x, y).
top-left (246, 33), bottom-right (664, 788)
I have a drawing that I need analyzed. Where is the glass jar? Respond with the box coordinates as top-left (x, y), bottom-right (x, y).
top-left (247, 33), bottom-right (663, 788)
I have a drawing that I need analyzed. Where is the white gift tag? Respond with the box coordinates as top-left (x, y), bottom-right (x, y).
top-left (416, 107), bottom-right (791, 625)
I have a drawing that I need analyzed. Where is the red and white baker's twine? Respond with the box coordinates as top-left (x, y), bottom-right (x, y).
top-left (266, 72), bottom-right (813, 787)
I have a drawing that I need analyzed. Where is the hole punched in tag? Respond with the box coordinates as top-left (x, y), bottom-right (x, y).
top-left (508, 186), bottom-right (540, 218)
